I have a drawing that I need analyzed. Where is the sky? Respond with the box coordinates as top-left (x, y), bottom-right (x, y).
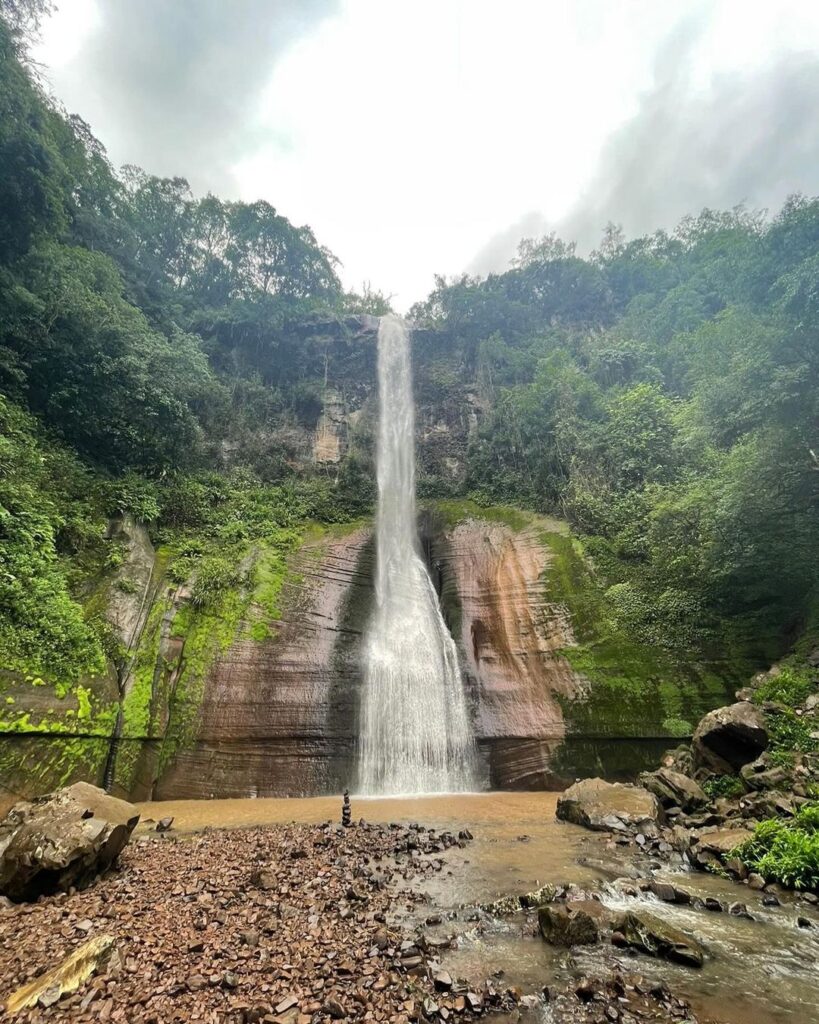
top-left (33, 0), bottom-right (819, 311)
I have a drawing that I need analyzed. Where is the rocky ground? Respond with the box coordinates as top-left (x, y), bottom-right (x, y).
top-left (0, 816), bottom-right (706, 1024)
top-left (555, 655), bottom-right (819, 912)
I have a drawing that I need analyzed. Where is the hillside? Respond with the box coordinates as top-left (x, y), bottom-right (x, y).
top-left (1, 11), bottom-right (818, 807)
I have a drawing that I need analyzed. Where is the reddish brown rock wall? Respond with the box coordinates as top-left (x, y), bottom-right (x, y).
top-left (441, 519), bottom-right (587, 788)
top-left (155, 528), bottom-right (371, 799)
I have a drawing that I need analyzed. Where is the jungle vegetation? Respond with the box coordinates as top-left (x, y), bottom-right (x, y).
top-left (1, 5), bottom-right (817, 689)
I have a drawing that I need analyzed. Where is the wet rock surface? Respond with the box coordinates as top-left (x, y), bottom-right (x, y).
top-left (0, 783), bottom-right (139, 903)
top-left (538, 902), bottom-right (601, 946)
top-left (0, 814), bottom-right (706, 1024)
top-left (613, 911), bottom-right (705, 968)
top-left (442, 518), bottom-right (586, 789)
top-left (157, 527), bottom-right (371, 800)
top-left (557, 779), bottom-right (663, 833)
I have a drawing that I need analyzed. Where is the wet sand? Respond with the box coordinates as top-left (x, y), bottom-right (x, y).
top-left (137, 791), bottom-right (563, 831)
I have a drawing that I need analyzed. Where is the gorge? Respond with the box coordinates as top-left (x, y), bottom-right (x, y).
top-left (0, 310), bottom-right (743, 811)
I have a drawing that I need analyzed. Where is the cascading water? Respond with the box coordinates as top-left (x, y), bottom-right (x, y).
top-left (357, 314), bottom-right (478, 795)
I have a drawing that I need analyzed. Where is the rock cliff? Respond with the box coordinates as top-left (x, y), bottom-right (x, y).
top-left (0, 317), bottom-right (739, 807)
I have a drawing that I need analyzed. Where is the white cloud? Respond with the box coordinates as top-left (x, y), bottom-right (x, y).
top-left (33, 0), bottom-right (819, 310)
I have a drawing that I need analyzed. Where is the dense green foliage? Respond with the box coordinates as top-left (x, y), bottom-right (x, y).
top-left (0, 397), bottom-right (107, 679)
top-left (0, 13), bottom-right (368, 690)
top-left (0, 0), bottom-right (816, 759)
top-left (734, 802), bottom-right (819, 891)
top-left (411, 209), bottom-right (819, 657)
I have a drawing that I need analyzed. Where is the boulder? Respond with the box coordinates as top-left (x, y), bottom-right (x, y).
top-left (0, 783), bottom-right (139, 902)
top-left (614, 910), bottom-right (704, 967)
top-left (659, 744), bottom-right (695, 777)
top-left (740, 758), bottom-right (792, 792)
top-left (556, 778), bottom-right (663, 833)
top-left (689, 826), bottom-right (753, 869)
top-left (692, 703), bottom-right (768, 773)
top-left (639, 768), bottom-right (708, 812)
top-left (538, 902), bottom-right (606, 946)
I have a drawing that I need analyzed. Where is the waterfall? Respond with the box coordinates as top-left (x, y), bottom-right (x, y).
top-left (357, 314), bottom-right (477, 794)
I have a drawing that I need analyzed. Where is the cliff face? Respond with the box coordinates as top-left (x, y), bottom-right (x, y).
top-left (0, 501), bottom-right (737, 809)
top-left (119, 509), bottom-right (600, 798)
top-left (154, 527), bottom-right (370, 799)
top-left (440, 517), bottom-right (587, 788)
top-left (0, 318), bottom-right (739, 809)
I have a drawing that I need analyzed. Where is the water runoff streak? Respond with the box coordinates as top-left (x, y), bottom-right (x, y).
top-left (358, 314), bottom-right (477, 794)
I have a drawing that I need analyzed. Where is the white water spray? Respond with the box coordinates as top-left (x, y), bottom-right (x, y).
top-left (357, 314), bottom-right (477, 794)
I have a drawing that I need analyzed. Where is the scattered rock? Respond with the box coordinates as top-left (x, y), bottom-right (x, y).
top-left (538, 902), bottom-right (604, 946)
top-left (740, 758), bottom-right (792, 792)
top-left (323, 996), bottom-right (346, 1019)
top-left (482, 884), bottom-right (556, 916)
top-left (556, 778), bottom-right (663, 833)
top-left (0, 783), bottom-right (140, 902)
top-left (432, 970), bottom-right (453, 992)
top-left (156, 817), bottom-right (174, 832)
top-left (648, 880), bottom-right (690, 904)
top-left (614, 910), bottom-right (705, 968)
top-left (5, 934), bottom-right (116, 1013)
top-left (690, 827), bottom-right (754, 869)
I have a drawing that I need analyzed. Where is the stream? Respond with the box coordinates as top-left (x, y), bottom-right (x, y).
top-left (137, 792), bottom-right (819, 1023)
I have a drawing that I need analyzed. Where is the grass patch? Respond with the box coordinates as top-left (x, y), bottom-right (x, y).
top-left (703, 774), bottom-right (745, 799)
top-left (430, 498), bottom-right (534, 532)
top-left (754, 664), bottom-right (817, 708)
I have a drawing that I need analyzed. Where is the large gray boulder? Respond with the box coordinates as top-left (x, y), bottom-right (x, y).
top-left (639, 767), bottom-right (708, 812)
top-left (0, 782), bottom-right (139, 902)
top-left (556, 778), bottom-right (663, 833)
top-left (692, 702), bottom-right (768, 773)
top-left (689, 826), bottom-right (754, 870)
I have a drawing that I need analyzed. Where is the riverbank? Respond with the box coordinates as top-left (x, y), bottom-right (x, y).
top-left (4, 793), bottom-right (819, 1023)
top-left (1, 809), bottom-right (700, 1024)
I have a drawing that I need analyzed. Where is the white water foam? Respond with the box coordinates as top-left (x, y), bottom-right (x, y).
top-left (357, 314), bottom-right (477, 794)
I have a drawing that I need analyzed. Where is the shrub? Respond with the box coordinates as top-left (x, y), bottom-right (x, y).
top-left (753, 665), bottom-right (816, 708)
top-left (703, 775), bottom-right (745, 799)
top-left (733, 802), bottom-right (819, 891)
top-left (662, 716), bottom-right (693, 737)
top-left (111, 474), bottom-right (161, 524)
top-left (766, 708), bottom-right (819, 757)
top-left (190, 555), bottom-right (243, 608)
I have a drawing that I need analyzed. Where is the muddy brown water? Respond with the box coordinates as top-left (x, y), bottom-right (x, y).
top-left (137, 793), bottom-right (819, 1024)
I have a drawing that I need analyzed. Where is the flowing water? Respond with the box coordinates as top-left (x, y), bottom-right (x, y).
top-left (138, 793), bottom-right (819, 1023)
top-left (356, 314), bottom-right (477, 794)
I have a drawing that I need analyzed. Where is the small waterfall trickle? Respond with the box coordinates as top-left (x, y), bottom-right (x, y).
top-left (357, 314), bottom-right (477, 794)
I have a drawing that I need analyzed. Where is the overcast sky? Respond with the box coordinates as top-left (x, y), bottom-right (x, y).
top-left (34, 0), bottom-right (819, 310)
